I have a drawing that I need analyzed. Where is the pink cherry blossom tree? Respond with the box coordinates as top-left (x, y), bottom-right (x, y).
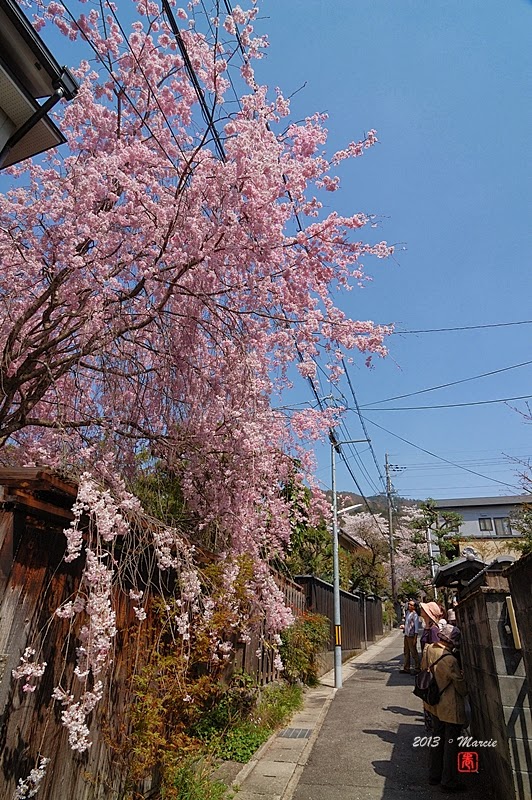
top-left (4, 0), bottom-right (393, 772)
top-left (341, 507), bottom-right (430, 597)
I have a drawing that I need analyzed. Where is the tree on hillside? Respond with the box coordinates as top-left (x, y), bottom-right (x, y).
top-left (511, 503), bottom-right (532, 556)
top-left (2, 0), bottom-right (393, 783)
top-left (392, 506), bottom-right (432, 598)
top-left (406, 500), bottom-right (462, 589)
top-left (340, 511), bottom-right (390, 594)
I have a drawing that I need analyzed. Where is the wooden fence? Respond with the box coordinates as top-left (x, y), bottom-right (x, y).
top-left (0, 469), bottom-right (384, 799)
top-left (295, 575), bottom-right (384, 651)
top-left (0, 480), bottom-right (150, 800)
top-left (231, 575), bottom-right (385, 684)
top-left (232, 574), bottom-right (306, 685)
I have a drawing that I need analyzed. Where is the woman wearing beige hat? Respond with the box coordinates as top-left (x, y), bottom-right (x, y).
top-left (419, 601), bottom-right (444, 651)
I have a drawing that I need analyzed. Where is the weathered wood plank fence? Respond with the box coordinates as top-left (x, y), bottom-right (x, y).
top-left (232, 574), bottom-right (306, 685)
top-left (0, 470), bottom-right (385, 799)
top-left (295, 574), bottom-right (384, 652)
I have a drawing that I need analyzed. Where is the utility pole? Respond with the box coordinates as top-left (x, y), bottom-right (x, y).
top-left (330, 432), bottom-right (368, 690)
top-left (384, 454), bottom-right (397, 612)
top-left (330, 432), bottom-right (342, 689)
top-left (427, 528), bottom-right (438, 601)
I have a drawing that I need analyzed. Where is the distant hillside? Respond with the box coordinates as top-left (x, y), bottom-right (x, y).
top-left (325, 490), bottom-right (421, 516)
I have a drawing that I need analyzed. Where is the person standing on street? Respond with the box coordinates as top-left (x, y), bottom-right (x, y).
top-left (419, 601), bottom-right (444, 650)
top-left (400, 599), bottom-right (421, 673)
top-left (421, 624), bottom-right (468, 793)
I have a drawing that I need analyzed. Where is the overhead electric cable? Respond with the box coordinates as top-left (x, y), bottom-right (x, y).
top-left (342, 358), bottom-right (386, 492)
top-left (303, 357), bottom-right (383, 495)
top-left (338, 418), bottom-right (382, 496)
top-left (222, 0), bottom-right (247, 56)
top-left (362, 359), bottom-right (532, 407)
top-left (338, 443), bottom-right (388, 534)
top-left (198, 0), bottom-right (248, 108)
top-left (362, 393), bottom-right (532, 411)
top-left (394, 320), bottom-right (532, 335)
top-left (359, 416), bottom-right (522, 491)
top-left (295, 352), bottom-right (386, 530)
top-left (162, 0), bottom-right (227, 161)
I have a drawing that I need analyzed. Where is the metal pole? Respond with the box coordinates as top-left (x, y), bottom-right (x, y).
top-left (426, 526), bottom-right (438, 599)
top-left (363, 594), bottom-right (368, 650)
top-left (329, 434), bottom-right (368, 690)
top-left (385, 454), bottom-right (397, 613)
top-left (330, 434), bottom-right (342, 689)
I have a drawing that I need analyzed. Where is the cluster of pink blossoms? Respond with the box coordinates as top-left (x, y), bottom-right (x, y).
top-left (12, 648), bottom-right (47, 694)
top-left (13, 757), bottom-right (50, 800)
top-left (52, 682), bottom-right (104, 752)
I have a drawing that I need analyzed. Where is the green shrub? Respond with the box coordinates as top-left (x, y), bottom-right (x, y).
top-left (192, 671), bottom-right (259, 742)
top-left (204, 682), bottom-right (303, 763)
top-left (166, 757), bottom-right (231, 800)
top-left (279, 612), bottom-right (330, 685)
top-left (254, 683), bottom-right (303, 729)
top-left (210, 721), bottom-right (271, 762)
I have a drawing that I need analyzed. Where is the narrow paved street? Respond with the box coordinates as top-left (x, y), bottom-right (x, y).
top-left (234, 630), bottom-right (499, 800)
top-left (290, 631), bottom-right (496, 800)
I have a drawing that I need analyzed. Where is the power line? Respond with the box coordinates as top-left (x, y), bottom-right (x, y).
top-left (393, 320), bottom-right (532, 335)
top-left (362, 359), bottom-right (532, 407)
top-left (162, 0), bottom-right (227, 161)
top-left (400, 486), bottom-right (519, 495)
top-left (362, 393), bottom-right (532, 411)
top-left (335, 437), bottom-right (388, 534)
top-left (306, 358), bottom-right (385, 496)
top-left (359, 416), bottom-right (522, 492)
top-left (296, 352), bottom-right (387, 531)
top-left (403, 458), bottom-right (531, 470)
top-left (60, 1), bottom-right (186, 173)
top-left (337, 418), bottom-right (382, 496)
top-left (342, 358), bottom-right (386, 492)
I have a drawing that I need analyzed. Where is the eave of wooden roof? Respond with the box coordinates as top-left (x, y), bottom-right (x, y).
top-left (0, 468), bottom-right (77, 497)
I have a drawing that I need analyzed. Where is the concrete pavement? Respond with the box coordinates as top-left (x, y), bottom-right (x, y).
top-left (231, 630), bottom-right (497, 800)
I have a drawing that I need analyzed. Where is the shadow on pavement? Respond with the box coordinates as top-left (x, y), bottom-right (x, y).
top-left (292, 634), bottom-right (497, 800)
top-left (366, 721), bottom-right (495, 800)
top-left (383, 705), bottom-right (422, 718)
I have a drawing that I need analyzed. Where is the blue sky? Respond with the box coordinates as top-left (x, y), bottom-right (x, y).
top-left (6, 0), bottom-right (532, 501)
top-left (252, 0), bottom-right (532, 500)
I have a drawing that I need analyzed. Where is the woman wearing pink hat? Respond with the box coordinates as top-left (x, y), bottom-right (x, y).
top-left (419, 601), bottom-right (444, 651)
top-left (421, 624), bottom-right (468, 792)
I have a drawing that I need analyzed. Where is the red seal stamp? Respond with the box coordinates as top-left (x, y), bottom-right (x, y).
top-left (458, 751), bottom-right (479, 773)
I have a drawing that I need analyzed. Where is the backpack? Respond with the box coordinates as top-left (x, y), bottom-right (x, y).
top-left (413, 652), bottom-right (452, 705)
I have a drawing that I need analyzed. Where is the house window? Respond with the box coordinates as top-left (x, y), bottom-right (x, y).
top-left (494, 517), bottom-right (511, 536)
top-left (478, 518), bottom-right (493, 531)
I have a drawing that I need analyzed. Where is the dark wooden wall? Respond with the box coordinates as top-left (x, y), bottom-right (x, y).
top-left (0, 498), bottom-right (157, 799)
top-left (295, 575), bottom-right (383, 651)
top-left (0, 489), bottom-right (308, 799)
